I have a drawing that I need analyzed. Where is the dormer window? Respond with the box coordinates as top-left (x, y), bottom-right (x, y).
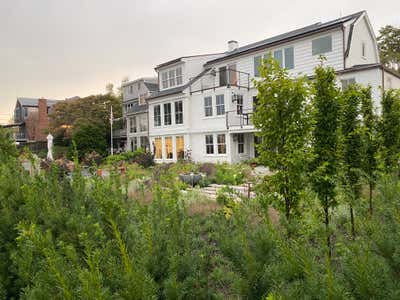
top-left (161, 66), bottom-right (183, 89)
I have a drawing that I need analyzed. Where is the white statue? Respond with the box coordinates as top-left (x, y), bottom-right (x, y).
top-left (47, 133), bottom-right (54, 161)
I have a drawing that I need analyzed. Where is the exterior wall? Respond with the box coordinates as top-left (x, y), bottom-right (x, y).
top-left (338, 68), bottom-right (383, 111)
top-left (345, 15), bottom-right (380, 68)
top-left (148, 94), bottom-right (189, 162)
top-left (207, 28), bottom-right (345, 86)
top-left (384, 71), bottom-right (400, 90)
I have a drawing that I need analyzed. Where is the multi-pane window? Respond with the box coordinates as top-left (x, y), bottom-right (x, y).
top-left (162, 72), bottom-right (168, 89)
top-left (216, 95), bottom-right (225, 115)
top-left (274, 49), bottom-right (283, 67)
top-left (164, 103), bottom-right (172, 125)
top-left (254, 55), bottom-right (262, 77)
top-left (140, 136), bottom-right (149, 150)
top-left (139, 114), bottom-right (147, 132)
top-left (132, 137), bottom-right (137, 151)
top-left (312, 35), bottom-right (332, 55)
top-left (154, 137), bottom-right (162, 159)
top-left (154, 105), bottom-right (161, 127)
top-left (204, 96), bottom-right (213, 117)
top-left (176, 67), bottom-right (183, 85)
top-left (130, 116), bottom-right (137, 133)
top-left (341, 78), bottom-right (356, 90)
top-left (165, 137), bottom-right (173, 159)
top-left (175, 101), bottom-right (183, 124)
top-left (234, 94), bottom-right (243, 114)
top-left (237, 133), bottom-right (244, 154)
top-left (205, 135), bottom-right (214, 154)
top-left (219, 66), bottom-right (227, 86)
top-left (217, 134), bottom-right (226, 154)
top-left (176, 136), bottom-right (184, 159)
top-left (284, 47), bottom-right (294, 69)
top-left (169, 69), bottom-right (176, 87)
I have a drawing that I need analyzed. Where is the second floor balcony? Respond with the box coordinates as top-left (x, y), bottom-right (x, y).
top-left (190, 68), bottom-right (250, 94)
top-left (226, 108), bottom-right (254, 130)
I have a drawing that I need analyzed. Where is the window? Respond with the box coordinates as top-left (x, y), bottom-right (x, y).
top-left (139, 114), bottom-right (147, 132)
top-left (219, 66), bottom-right (227, 86)
top-left (312, 35), bottom-right (332, 55)
top-left (254, 55), bottom-right (262, 77)
top-left (154, 138), bottom-right (162, 159)
top-left (217, 134), bottom-right (226, 154)
top-left (165, 137), bottom-right (173, 159)
top-left (132, 137), bottom-right (137, 151)
top-left (238, 133), bottom-right (244, 154)
top-left (204, 96), bottom-right (213, 117)
top-left (130, 116), bottom-right (137, 133)
top-left (176, 136), bottom-right (184, 159)
top-left (253, 96), bottom-right (259, 110)
top-left (205, 135), bottom-right (214, 154)
top-left (176, 67), bottom-right (183, 85)
top-left (274, 49), bottom-right (283, 67)
top-left (284, 47), bottom-right (294, 69)
top-left (175, 101), bottom-right (183, 124)
top-left (129, 85), bottom-right (133, 94)
top-left (234, 94), bottom-right (243, 114)
top-left (228, 63), bottom-right (237, 85)
top-left (154, 105), bottom-right (161, 127)
top-left (23, 107), bottom-right (28, 118)
top-left (162, 72), bottom-right (168, 89)
top-left (362, 42), bottom-right (366, 57)
top-left (341, 78), bottom-right (356, 90)
top-left (169, 69), bottom-right (176, 87)
top-left (164, 103), bottom-right (172, 125)
top-left (216, 95), bottom-right (225, 115)
top-left (140, 136), bottom-right (149, 150)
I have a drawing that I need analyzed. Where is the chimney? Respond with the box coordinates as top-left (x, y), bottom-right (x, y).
top-left (35, 98), bottom-right (49, 141)
top-left (228, 40), bottom-right (239, 52)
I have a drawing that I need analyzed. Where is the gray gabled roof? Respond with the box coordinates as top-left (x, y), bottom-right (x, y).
top-left (155, 53), bottom-right (223, 70)
top-left (205, 11), bottom-right (365, 66)
top-left (143, 82), bottom-right (159, 92)
top-left (17, 97), bottom-right (61, 107)
top-left (147, 68), bottom-right (211, 100)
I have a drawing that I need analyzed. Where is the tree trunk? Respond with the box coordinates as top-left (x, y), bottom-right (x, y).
top-left (324, 196), bottom-right (331, 258)
top-left (350, 204), bottom-right (355, 238)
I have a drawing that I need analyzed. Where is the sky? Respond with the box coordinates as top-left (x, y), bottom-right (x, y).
top-left (1, 0), bottom-right (399, 123)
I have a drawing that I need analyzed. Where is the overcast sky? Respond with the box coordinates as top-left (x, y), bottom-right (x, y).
top-left (1, 0), bottom-right (399, 123)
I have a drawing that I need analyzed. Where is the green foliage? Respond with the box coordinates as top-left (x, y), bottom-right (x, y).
top-left (253, 56), bottom-right (311, 222)
top-left (72, 122), bottom-right (108, 159)
top-left (214, 163), bottom-right (246, 185)
top-left (378, 25), bottom-right (400, 72)
top-left (380, 89), bottom-right (400, 172)
top-left (104, 148), bottom-right (154, 168)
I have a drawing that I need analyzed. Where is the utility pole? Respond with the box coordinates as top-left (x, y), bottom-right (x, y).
top-left (110, 104), bottom-right (113, 155)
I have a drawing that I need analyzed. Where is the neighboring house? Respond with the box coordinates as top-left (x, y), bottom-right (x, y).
top-left (121, 77), bottom-right (158, 151)
top-left (144, 10), bottom-right (400, 164)
top-left (13, 97), bottom-right (61, 142)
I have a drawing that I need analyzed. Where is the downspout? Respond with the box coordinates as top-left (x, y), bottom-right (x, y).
top-left (342, 25), bottom-right (346, 70)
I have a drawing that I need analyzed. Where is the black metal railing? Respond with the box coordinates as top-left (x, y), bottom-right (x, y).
top-left (226, 108), bottom-right (254, 129)
top-left (190, 68), bottom-right (250, 94)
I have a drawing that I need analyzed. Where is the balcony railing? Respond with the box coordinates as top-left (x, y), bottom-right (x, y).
top-left (190, 68), bottom-right (250, 94)
top-left (113, 128), bottom-right (127, 138)
top-left (226, 108), bottom-right (254, 129)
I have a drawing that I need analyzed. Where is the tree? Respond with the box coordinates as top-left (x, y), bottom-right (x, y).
top-left (253, 57), bottom-right (311, 229)
top-left (310, 62), bottom-right (341, 257)
top-left (380, 89), bottom-right (400, 173)
top-left (360, 86), bottom-right (378, 214)
top-left (72, 121), bottom-right (108, 159)
top-left (341, 85), bottom-right (363, 237)
top-left (49, 94), bottom-right (122, 155)
top-left (378, 25), bottom-right (400, 72)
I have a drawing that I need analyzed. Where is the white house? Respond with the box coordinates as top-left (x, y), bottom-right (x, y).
top-left (142, 11), bottom-right (400, 163)
top-left (122, 77), bottom-right (158, 151)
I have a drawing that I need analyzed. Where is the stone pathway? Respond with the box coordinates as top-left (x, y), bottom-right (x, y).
top-left (190, 183), bottom-right (256, 200)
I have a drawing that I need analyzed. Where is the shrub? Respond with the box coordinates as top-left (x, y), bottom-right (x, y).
top-left (214, 163), bottom-right (245, 185)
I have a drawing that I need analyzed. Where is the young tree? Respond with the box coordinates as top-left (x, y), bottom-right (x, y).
top-left (378, 25), bottom-right (400, 72)
top-left (360, 86), bottom-right (378, 214)
top-left (341, 85), bottom-right (363, 237)
top-left (310, 62), bottom-right (340, 257)
top-left (380, 89), bottom-right (400, 173)
top-left (253, 57), bottom-right (311, 229)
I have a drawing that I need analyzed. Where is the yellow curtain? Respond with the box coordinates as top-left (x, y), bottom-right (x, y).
top-left (165, 137), bottom-right (173, 159)
top-left (154, 138), bottom-right (162, 159)
top-left (176, 136), bottom-right (184, 159)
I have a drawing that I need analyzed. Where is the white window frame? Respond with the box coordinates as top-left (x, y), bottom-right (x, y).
top-left (164, 103), bottom-right (172, 126)
top-left (204, 96), bottom-right (213, 117)
top-left (129, 116), bottom-right (137, 133)
top-left (217, 134), bottom-right (226, 154)
top-left (205, 134), bottom-right (214, 154)
top-left (174, 101), bottom-right (183, 124)
top-left (237, 133), bottom-right (245, 154)
top-left (216, 94), bottom-right (225, 115)
top-left (154, 105), bottom-right (161, 127)
top-left (161, 72), bottom-right (168, 89)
